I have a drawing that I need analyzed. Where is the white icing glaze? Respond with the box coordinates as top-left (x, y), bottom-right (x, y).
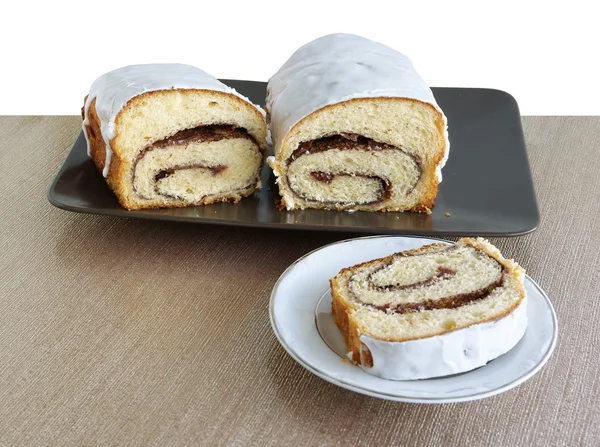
top-left (358, 295), bottom-right (528, 380)
top-left (267, 34), bottom-right (449, 182)
top-left (82, 63), bottom-right (265, 177)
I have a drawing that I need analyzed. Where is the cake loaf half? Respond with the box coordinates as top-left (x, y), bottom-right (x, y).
top-left (266, 34), bottom-right (449, 212)
top-left (330, 238), bottom-right (527, 380)
top-left (82, 64), bottom-right (268, 210)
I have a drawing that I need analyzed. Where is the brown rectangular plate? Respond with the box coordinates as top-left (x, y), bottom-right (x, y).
top-left (48, 80), bottom-right (539, 236)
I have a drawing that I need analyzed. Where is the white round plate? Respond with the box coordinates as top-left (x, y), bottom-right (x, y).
top-left (269, 236), bottom-right (558, 403)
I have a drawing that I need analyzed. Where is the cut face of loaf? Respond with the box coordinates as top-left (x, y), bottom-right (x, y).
top-left (82, 64), bottom-right (268, 210)
top-left (330, 238), bottom-right (527, 380)
top-left (269, 98), bottom-right (445, 211)
top-left (266, 34), bottom-right (449, 212)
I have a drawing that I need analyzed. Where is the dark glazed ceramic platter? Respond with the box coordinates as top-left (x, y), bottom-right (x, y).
top-left (48, 80), bottom-right (539, 236)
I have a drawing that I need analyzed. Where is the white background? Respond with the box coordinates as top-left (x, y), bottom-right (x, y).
top-left (1, 0), bottom-right (598, 115)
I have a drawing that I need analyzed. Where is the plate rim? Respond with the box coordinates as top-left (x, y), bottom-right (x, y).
top-left (269, 234), bottom-right (558, 404)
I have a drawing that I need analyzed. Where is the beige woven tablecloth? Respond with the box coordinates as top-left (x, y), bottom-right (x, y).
top-left (0, 116), bottom-right (598, 446)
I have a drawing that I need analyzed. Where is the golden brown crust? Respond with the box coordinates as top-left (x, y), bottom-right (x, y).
top-left (330, 238), bottom-right (526, 362)
top-left (331, 277), bottom-right (369, 364)
top-left (83, 89), bottom-right (266, 211)
top-left (84, 99), bottom-right (105, 174)
top-left (275, 96), bottom-right (445, 213)
top-left (85, 99), bottom-right (142, 210)
top-left (330, 280), bottom-right (354, 360)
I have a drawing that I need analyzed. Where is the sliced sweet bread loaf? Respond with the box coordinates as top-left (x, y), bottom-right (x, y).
top-left (266, 33), bottom-right (449, 212)
top-left (330, 238), bottom-right (527, 380)
top-left (82, 64), bottom-right (268, 210)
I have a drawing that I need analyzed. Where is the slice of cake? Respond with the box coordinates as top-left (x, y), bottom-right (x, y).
top-left (266, 33), bottom-right (449, 212)
top-left (330, 238), bottom-right (527, 380)
top-left (82, 64), bottom-right (268, 210)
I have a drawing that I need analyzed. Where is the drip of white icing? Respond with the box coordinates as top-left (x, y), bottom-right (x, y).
top-left (266, 33), bottom-right (449, 182)
top-left (358, 295), bottom-right (528, 380)
top-left (82, 63), bottom-right (265, 177)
